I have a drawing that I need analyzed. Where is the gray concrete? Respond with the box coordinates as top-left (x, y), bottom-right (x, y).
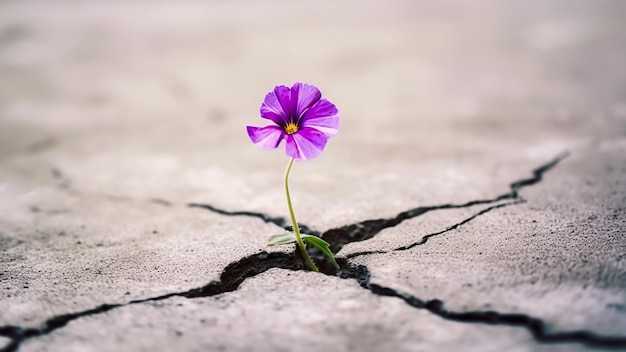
top-left (1, 1), bottom-right (625, 351)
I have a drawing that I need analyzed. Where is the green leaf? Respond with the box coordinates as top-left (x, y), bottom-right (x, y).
top-left (302, 235), bottom-right (339, 269)
top-left (267, 232), bottom-right (297, 246)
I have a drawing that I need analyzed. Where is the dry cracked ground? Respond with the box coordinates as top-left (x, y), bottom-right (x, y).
top-left (1, 1), bottom-right (626, 351)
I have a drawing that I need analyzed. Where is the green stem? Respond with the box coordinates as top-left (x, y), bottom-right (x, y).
top-left (284, 157), bottom-right (319, 272)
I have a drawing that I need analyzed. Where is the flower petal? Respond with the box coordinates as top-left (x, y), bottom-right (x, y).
top-left (291, 82), bottom-right (321, 118)
top-left (285, 127), bottom-right (329, 160)
top-left (274, 85), bottom-right (296, 121)
top-left (260, 86), bottom-right (290, 126)
top-left (301, 115), bottom-right (339, 137)
top-left (301, 98), bottom-right (338, 122)
top-left (300, 99), bottom-right (339, 136)
top-left (247, 125), bottom-right (285, 150)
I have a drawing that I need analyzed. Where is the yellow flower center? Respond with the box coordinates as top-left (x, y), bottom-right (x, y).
top-left (284, 122), bottom-right (299, 135)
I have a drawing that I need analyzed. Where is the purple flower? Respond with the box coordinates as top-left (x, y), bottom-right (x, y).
top-left (247, 82), bottom-right (339, 160)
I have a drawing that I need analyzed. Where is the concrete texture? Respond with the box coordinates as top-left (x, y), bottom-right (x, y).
top-left (1, 0), bottom-right (625, 351)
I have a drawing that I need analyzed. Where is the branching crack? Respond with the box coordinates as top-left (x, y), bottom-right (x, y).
top-left (0, 252), bottom-right (301, 352)
top-left (343, 199), bottom-right (524, 259)
top-left (3, 151), bottom-right (624, 350)
top-left (320, 151), bottom-right (570, 254)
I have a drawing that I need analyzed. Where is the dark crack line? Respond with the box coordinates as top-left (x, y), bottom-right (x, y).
top-left (183, 151), bottom-right (626, 348)
top-left (188, 202), bottom-right (320, 236)
top-left (188, 151), bottom-right (569, 256)
top-left (0, 252), bottom-right (302, 352)
top-left (342, 264), bottom-right (626, 349)
top-left (320, 151), bottom-right (570, 253)
top-left (188, 202), bottom-right (288, 228)
top-left (324, 150), bottom-right (625, 348)
top-left (394, 200), bottom-right (524, 251)
top-left (344, 200), bottom-right (524, 259)
top-left (4, 150), bottom-right (618, 350)
top-left (3, 252), bottom-right (623, 351)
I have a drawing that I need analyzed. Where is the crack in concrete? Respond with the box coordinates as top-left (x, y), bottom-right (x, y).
top-left (340, 264), bottom-right (626, 349)
top-left (0, 252), bottom-right (302, 352)
top-left (343, 200), bottom-right (525, 259)
top-left (4, 151), bottom-right (625, 350)
top-left (320, 151), bottom-right (570, 254)
top-left (188, 203), bottom-right (288, 229)
top-left (188, 203), bottom-right (321, 236)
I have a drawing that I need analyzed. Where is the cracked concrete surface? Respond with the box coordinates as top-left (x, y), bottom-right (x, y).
top-left (1, 1), bottom-right (626, 351)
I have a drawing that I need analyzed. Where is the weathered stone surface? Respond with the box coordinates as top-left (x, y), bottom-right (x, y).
top-left (20, 270), bottom-right (582, 352)
top-left (1, 0), bottom-right (625, 351)
top-left (346, 144), bottom-right (626, 337)
top-left (0, 185), bottom-right (290, 327)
